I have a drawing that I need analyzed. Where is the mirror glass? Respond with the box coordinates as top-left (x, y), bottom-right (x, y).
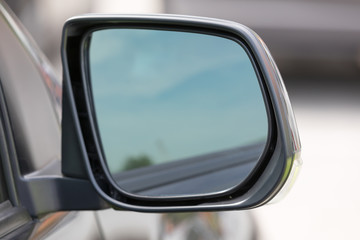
top-left (88, 29), bottom-right (268, 197)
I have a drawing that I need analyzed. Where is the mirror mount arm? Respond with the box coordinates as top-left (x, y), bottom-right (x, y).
top-left (16, 176), bottom-right (108, 217)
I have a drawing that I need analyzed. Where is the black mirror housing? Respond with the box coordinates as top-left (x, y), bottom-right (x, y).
top-left (61, 14), bottom-right (301, 212)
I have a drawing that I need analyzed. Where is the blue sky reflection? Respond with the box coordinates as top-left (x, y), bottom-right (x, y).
top-left (89, 29), bottom-right (268, 174)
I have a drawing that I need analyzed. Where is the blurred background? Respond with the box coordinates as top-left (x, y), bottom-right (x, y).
top-left (5, 0), bottom-right (360, 239)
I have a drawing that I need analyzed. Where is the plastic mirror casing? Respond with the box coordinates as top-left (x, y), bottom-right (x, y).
top-left (61, 14), bottom-right (301, 212)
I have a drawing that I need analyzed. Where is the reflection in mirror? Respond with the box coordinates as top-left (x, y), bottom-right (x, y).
top-left (88, 29), bottom-right (268, 197)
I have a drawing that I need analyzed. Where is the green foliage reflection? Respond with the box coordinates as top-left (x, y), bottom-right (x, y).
top-left (122, 154), bottom-right (153, 171)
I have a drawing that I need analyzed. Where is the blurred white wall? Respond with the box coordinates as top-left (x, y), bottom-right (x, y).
top-left (92, 0), bottom-right (162, 13)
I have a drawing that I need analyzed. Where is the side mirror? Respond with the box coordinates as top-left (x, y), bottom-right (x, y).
top-left (61, 14), bottom-right (301, 212)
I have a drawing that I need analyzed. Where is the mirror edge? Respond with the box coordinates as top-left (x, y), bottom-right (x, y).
top-left (61, 14), bottom-right (301, 212)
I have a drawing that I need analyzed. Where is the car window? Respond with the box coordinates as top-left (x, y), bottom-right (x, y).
top-left (0, 5), bottom-right (61, 174)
